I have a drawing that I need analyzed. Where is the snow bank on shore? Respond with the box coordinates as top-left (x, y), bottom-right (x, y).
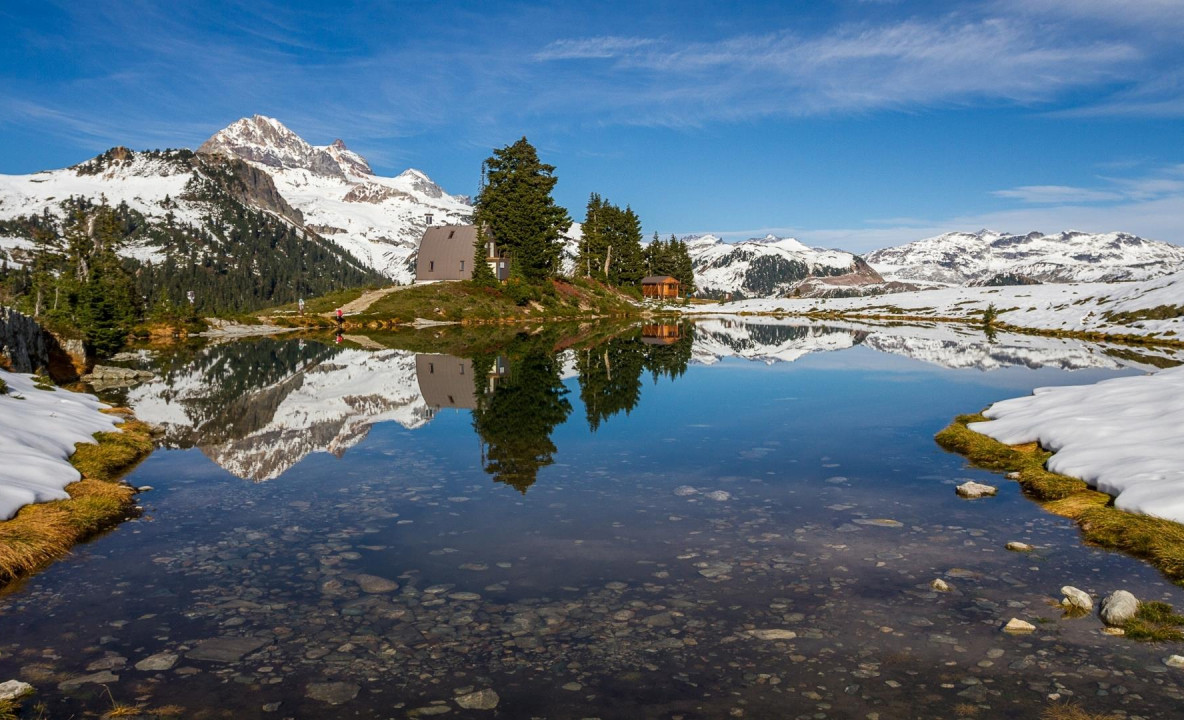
top-left (0, 369), bottom-right (119, 520)
top-left (971, 365), bottom-right (1184, 523)
top-left (691, 269), bottom-right (1184, 339)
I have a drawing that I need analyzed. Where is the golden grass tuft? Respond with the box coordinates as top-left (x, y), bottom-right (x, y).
top-left (0, 699), bottom-right (18, 720)
top-left (1041, 701), bottom-right (1120, 720)
top-left (1123, 600), bottom-right (1184, 642)
top-left (0, 418), bottom-right (153, 587)
top-left (937, 414), bottom-right (1184, 584)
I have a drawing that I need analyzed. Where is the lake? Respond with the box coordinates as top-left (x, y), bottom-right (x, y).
top-left (2, 318), bottom-right (1183, 719)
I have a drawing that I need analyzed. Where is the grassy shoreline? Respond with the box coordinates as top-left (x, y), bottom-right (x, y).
top-left (936, 413), bottom-right (1184, 584)
top-left (0, 412), bottom-right (154, 589)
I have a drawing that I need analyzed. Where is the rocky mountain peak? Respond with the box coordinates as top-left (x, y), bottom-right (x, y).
top-left (197, 115), bottom-right (346, 179)
top-left (322, 138), bottom-right (373, 176)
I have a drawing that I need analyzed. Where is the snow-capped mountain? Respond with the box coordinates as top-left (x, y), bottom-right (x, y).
top-left (197, 115), bottom-right (473, 281)
top-left (866, 229), bottom-right (1184, 285)
top-left (0, 146), bottom-right (378, 310)
top-left (686, 234), bottom-right (882, 298)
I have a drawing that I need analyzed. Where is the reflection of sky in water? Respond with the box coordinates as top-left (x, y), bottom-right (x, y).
top-left (4, 322), bottom-right (1182, 718)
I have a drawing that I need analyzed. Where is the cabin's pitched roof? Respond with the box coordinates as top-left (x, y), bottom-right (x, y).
top-left (641, 275), bottom-right (679, 284)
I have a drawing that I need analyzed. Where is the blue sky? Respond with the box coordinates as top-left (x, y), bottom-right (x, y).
top-left (2, 0), bottom-right (1183, 251)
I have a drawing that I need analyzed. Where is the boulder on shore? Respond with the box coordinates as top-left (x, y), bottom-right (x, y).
top-left (1100, 590), bottom-right (1139, 626)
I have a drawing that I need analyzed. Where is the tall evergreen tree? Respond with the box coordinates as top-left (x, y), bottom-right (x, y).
top-left (474, 138), bottom-right (570, 283)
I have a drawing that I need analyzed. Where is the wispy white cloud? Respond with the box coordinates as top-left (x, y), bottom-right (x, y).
top-left (991, 185), bottom-right (1124, 204)
top-left (991, 164), bottom-right (1184, 206)
top-left (531, 14), bottom-right (1146, 123)
top-left (535, 36), bottom-right (656, 60)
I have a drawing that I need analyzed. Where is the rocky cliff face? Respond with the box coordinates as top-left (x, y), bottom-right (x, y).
top-left (0, 307), bottom-right (50, 374)
top-left (0, 307), bottom-right (87, 380)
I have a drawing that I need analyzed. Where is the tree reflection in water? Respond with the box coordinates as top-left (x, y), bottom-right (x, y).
top-left (469, 323), bottom-right (694, 492)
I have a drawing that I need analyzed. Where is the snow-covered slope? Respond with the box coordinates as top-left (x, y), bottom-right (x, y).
top-left (0, 149), bottom-right (198, 265)
top-left (973, 365), bottom-right (1184, 523)
top-left (198, 115), bottom-right (473, 281)
top-left (692, 269), bottom-right (1184, 340)
top-left (0, 369), bottom-right (121, 520)
top-left (686, 234), bottom-right (881, 298)
top-left (867, 229), bottom-right (1184, 285)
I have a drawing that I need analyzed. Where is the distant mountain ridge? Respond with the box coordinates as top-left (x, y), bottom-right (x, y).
top-left (683, 233), bottom-right (882, 298)
top-left (866, 229), bottom-right (1184, 285)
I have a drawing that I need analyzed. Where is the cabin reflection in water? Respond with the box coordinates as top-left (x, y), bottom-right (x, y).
top-left (416, 354), bottom-right (508, 417)
top-left (641, 324), bottom-right (682, 345)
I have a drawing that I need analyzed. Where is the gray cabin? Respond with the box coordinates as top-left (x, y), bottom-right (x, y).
top-left (416, 224), bottom-right (510, 282)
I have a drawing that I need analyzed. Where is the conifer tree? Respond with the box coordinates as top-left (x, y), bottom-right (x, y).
top-left (474, 138), bottom-right (570, 283)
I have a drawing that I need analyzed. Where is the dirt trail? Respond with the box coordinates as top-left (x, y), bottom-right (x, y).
top-left (327, 286), bottom-right (405, 316)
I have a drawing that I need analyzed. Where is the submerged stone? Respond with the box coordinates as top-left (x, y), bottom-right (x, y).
top-left (134, 652), bottom-right (179, 671)
top-left (748, 629), bottom-right (797, 640)
top-left (355, 574), bottom-right (399, 593)
top-left (306, 681), bottom-right (360, 705)
top-left (1003, 618), bottom-right (1036, 633)
top-left (187, 636), bottom-right (268, 663)
top-left (455, 688), bottom-right (499, 710)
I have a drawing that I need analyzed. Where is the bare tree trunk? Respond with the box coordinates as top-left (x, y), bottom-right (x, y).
top-left (603, 244), bottom-right (612, 279)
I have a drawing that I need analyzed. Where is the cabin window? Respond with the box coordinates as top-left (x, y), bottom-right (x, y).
top-left (429, 363), bottom-right (434, 373)
top-left (459, 364), bottom-right (465, 375)
top-left (460, 260), bottom-right (465, 271)
top-left (448, 230), bottom-right (455, 239)
top-left (429, 260), bottom-right (435, 272)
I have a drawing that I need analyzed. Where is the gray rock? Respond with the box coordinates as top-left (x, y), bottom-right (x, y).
top-left (355, 574), bottom-right (399, 593)
top-left (58, 670), bottom-right (119, 690)
top-left (135, 652), bottom-right (179, 671)
top-left (187, 636), bottom-right (268, 663)
top-left (1061, 586), bottom-right (1093, 612)
top-left (931, 579), bottom-right (951, 592)
top-left (1005, 542), bottom-right (1033, 552)
top-left (1100, 590), bottom-right (1139, 626)
top-left (704, 490), bottom-right (732, 501)
top-left (455, 689), bottom-right (499, 710)
top-left (1164, 655), bottom-right (1184, 669)
top-left (0, 679), bottom-right (32, 701)
top-left (306, 681), bottom-right (360, 705)
top-left (673, 485), bottom-right (698, 496)
top-left (748, 629), bottom-right (797, 640)
top-left (956, 481), bottom-right (997, 498)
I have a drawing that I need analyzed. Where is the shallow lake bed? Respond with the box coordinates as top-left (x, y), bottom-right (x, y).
top-left (2, 320), bottom-right (1183, 718)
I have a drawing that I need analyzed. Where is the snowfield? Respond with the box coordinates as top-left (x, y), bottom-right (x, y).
top-left (0, 369), bottom-right (120, 521)
top-left (971, 364), bottom-right (1184, 524)
top-left (691, 269), bottom-right (1184, 339)
top-left (866, 229), bottom-right (1184, 285)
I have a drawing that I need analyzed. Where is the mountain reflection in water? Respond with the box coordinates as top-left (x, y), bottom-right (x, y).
top-left (114, 319), bottom-right (1178, 486)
